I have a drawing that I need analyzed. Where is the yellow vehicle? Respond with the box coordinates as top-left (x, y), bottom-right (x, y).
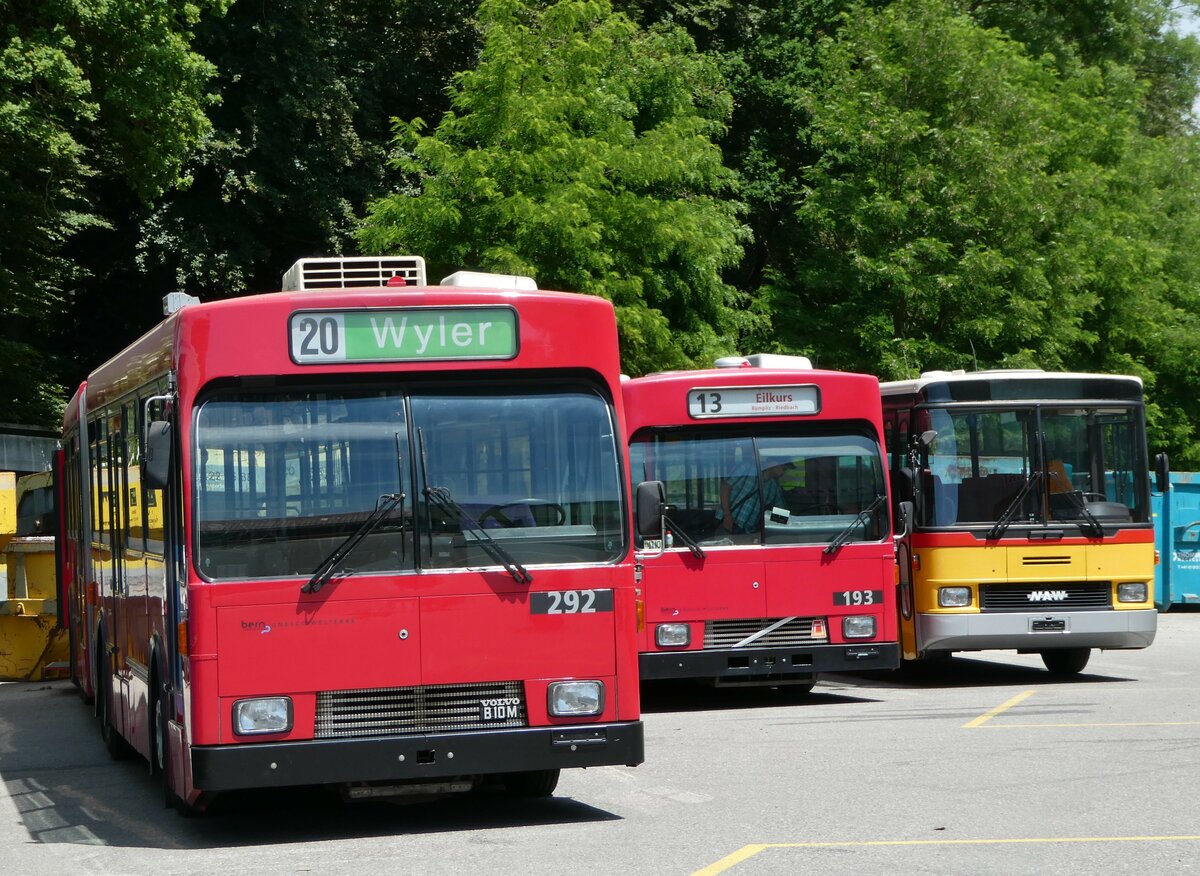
top-left (882, 370), bottom-right (1159, 675)
top-left (1, 468), bottom-right (68, 680)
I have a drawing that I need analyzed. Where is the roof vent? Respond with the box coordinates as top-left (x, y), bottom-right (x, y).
top-left (439, 270), bottom-right (537, 291)
top-left (282, 256), bottom-right (427, 291)
top-left (715, 353), bottom-right (813, 370)
top-left (163, 292), bottom-right (200, 315)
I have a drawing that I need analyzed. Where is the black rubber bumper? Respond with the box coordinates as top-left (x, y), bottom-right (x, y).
top-left (639, 642), bottom-right (900, 681)
top-left (191, 721), bottom-right (644, 792)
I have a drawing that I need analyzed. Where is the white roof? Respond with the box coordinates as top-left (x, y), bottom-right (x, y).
top-left (880, 368), bottom-right (1143, 396)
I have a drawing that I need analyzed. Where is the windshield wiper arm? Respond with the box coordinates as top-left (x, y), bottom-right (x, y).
top-left (303, 493), bottom-right (404, 594)
top-left (662, 513), bottom-right (706, 560)
top-left (425, 485), bottom-right (533, 584)
top-left (987, 472), bottom-right (1041, 540)
top-left (1047, 470), bottom-right (1105, 537)
top-left (823, 494), bottom-right (886, 555)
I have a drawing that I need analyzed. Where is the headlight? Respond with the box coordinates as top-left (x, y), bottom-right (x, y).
top-left (548, 681), bottom-right (604, 717)
top-left (938, 587), bottom-right (972, 608)
top-left (656, 622), bottom-right (690, 647)
top-left (1117, 582), bottom-right (1148, 603)
top-left (233, 696), bottom-right (293, 735)
top-left (842, 616), bottom-right (877, 639)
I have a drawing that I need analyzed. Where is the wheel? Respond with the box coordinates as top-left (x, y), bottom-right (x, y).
top-left (479, 500), bottom-right (566, 528)
top-left (1041, 648), bottom-right (1090, 675)
top-left (502, 769), bottom-right (560, 797)
top-left (97, 644), bottom-right (130, 761)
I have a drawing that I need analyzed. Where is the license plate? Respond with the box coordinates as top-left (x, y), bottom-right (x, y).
top-left (1031, 618), bottom-right (1067, 632)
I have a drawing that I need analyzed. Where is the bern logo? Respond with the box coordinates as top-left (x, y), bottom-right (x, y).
top-left (1028, 590), bottom-right (1068, 602)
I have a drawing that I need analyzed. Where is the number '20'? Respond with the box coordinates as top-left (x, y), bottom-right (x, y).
top-left (298, 317), bottom-right (339, 355)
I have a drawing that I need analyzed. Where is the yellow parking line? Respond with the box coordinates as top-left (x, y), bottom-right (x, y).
top-left (962, 689), bottom-right (1035, 728)
top-left (986, 721), bottom-right (1200, 729)
top-left (694, 836), bottom-right (1200, 874)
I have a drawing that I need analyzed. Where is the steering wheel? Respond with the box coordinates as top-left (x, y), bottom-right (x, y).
top-left (479, 499), bottom-right (567, 528)
top-left (1079, 492), bottom-right (1108, 502)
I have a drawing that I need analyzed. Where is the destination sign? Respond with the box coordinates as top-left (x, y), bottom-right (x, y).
top-left (687, 385), bottom-right (820, 418)
top-left (289, 307), bottom-right (518, 364)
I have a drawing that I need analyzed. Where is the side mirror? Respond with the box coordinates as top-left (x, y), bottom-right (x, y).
top-left (143, 420), bottom-right (173, 491)
top-left (1155, 452), bottom-right (1170, 494)
top-left (890, 467), bottom-right (915, 504)
top-left (635, 480), bottom-right (666, 537)
top-left (895, 500), bottom-right (914, 539)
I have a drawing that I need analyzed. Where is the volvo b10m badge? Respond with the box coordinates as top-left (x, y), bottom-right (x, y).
top-left (480, 697), bottom-right (522, 722)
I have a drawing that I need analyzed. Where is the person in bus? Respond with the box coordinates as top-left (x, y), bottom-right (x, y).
top-left (717, 460), bottom-right (793, 534)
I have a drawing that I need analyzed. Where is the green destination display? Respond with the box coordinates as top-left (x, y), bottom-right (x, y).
top-left (289, 307), bottom-right (518, 363)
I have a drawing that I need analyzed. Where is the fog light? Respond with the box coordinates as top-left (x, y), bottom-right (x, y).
top-left (233, 696), bottom-right (292, 735)
top-left (939, 587), bottom-right (972, 607)
top-left (656, 622), bottom-right (690, 647)
top-left (548, 681), bottom-right (604, 717)
top-left (843, 616), bottom-right (876, 639)
top-left (1117, 582), bottom-right (1148, 603)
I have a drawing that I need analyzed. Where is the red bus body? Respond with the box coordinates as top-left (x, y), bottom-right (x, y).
top-left (624, 361), bottom-right (900, 686)
top-left (60, 273), bottom-right (643, 808)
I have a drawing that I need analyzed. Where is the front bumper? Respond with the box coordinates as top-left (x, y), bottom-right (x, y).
top-left (916, 609), bottom-right (1157, 653)
top-left (639, 642), bottom-right (900, 682)
top-left (191, 721), bottom-right (644, 792)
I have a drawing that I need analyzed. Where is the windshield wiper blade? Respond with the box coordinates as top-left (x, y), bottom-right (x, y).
top-left (823, 494), bottom-right (886, 555)
top-left (987, 472), bottom-right (1041, 540)
top-left (303, 493), bottom-right (404, 594)
top-left (1047, 470), bottom-right (1105, 537)
top-left (425, 485), bottom-right (533, 584)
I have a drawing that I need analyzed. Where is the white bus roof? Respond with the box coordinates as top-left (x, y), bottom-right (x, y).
top-left (880, 368), bottom-right (1144, 396)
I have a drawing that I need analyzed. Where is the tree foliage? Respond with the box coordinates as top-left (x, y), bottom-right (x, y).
top-left (359, 0), bottom-right (755, 374)
top-left (1, 0), bottom-right (222, 424)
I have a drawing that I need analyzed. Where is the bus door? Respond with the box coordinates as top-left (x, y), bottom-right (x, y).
top-left (886, 411), bottom-right (920, 658)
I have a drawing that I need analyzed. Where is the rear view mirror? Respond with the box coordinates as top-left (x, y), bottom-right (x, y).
top-left (1154, 452), bottom-right (1170, 493)
top-left (635, 481), bottom-right (666, 537)
top-left (143, 420), bottom-right (173, 491)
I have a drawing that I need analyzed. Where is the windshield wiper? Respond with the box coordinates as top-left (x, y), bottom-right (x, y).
top-left (303, 493), bottom-right (405, 594)
top-left (662, 512), bottom-right (706, 560)
top-left (1046, 470), bottom-right (1105, 537)
top-left (987, 472), bottom-right (1041, 540)
top-left (823, 494), bottom-right (886, 555)
top-left (425, 485), bottom-right (533, 584)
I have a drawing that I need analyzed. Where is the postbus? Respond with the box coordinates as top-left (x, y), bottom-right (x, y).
top-left (625, 354), bottom-right (900, 692)
top-left (59, 256), bottom-right (645, 813)
top-left (881, 369), bottom-right (1160, 674)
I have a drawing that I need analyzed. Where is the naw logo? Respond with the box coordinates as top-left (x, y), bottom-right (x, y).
top-left (1028, 590), bottom-right (1068, 602)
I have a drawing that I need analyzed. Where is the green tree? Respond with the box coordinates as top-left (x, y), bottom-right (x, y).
top-left (1, 0), bottom-right (222, 425)
top-left (359, 0), bottom-right (754, 374)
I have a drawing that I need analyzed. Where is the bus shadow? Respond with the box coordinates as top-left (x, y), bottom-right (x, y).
top-left (838, 655), bottom-right (1137, 689)
top-left (0, 681), bottom-right (620, 851)
top-left (640, 680), bottom-right (879, 714)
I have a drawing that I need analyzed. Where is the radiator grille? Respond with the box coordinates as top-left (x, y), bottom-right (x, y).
top-left (980, 582), bottom-right (1112, 611)
top-left (704, 617), bottom-right (825, 648)
top-left (314, 680), bottom-right (527, 740)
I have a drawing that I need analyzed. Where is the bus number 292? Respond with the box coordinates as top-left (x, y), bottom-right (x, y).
top-left (530, 589), bottom-right (614, 614)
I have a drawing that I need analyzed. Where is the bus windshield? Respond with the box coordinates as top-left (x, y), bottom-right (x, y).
top-left (919, 404), bottom-right (1149, 528)
top-left (194, 382), bottom-right (624, 580)
top-left (630, 426), bottom-right (888, 548)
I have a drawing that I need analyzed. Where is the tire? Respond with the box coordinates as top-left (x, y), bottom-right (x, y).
top-left (1041, 648), bottom-right (1090, 675)
top-left (97, 644), bottom-right (130, 761)
top-left (503, 769), bottom-right (560, 797)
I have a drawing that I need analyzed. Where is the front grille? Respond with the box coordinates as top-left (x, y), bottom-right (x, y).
top-left (315, 681), bottom-right (527, 740)
top-left (704, 617), bottom-right (825, 649)
top-left (980, 582), bottom-right (1111, 611)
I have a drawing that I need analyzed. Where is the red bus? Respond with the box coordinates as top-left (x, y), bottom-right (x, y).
top-left (625, 354), bottom-right (900, 691)
top-left (59, 257), bottom-right (644, 812)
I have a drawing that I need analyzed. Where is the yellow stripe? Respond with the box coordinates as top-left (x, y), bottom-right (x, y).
top-left (691, 844), bottom-right (768, 876)
top-left (694, 836), bottom-right (1200, 872)
top-left (962, 690), bottom-right (1035, 728)
top-left (986, 721), bottom-right (1200, 729)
